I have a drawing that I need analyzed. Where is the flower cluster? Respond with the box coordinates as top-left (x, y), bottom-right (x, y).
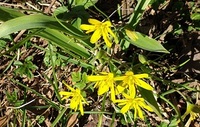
top-left (59, 18), bottom-right (153, 119)
top-left (87, 71), bottom-right (153, 120)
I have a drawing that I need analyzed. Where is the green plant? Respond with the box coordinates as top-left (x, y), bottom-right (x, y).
top-left (14, 56), bottom-right (38, 79)
top-left (0, 0), bottom-right (199, 126)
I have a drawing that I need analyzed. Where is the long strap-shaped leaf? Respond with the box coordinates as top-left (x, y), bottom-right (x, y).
top-left (36, 28), bottom-right (90, 58)
top-left (128, 0), bottom-right (151, 28)
top-left (0, 6), bottom-right (25, 21)
top-left (0, 7), bottom-right (90, 58)
top-left (0, 14), bottom-right (88, 39)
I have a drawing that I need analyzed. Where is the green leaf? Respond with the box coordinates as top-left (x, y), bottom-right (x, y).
top-left (0, 6), bottom-right (24, 21)
top-left (138, 87), bottom-right (162, 118)
top-left (14, 61), bottom-right (23, 66)
top-left (69, 0), bottom-right (98, 9)
top-left (74, 82), bottom-right (86, 89)
top-left (82, 72), bottom-right (88, 83)
top-left (126, 31), bottom-right (169, 53)
top-left (138, 54), bottom-right (148, 64)
top-left (191, 13), bottom-right (200, 20)
top-left (0, 14), bottom-right (88, 39)
top-left (0, 40), bottom-right (7, 50)
top-left (57, 53), bottom-right (93, 69)
top-left (71, 72), bottom-right (81, 82)
top-left (36, 29), bottom-right (90, 58)
top-left (128, 0), bottom-right (151, 27)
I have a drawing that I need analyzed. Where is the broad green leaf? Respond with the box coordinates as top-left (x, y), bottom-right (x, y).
top-left (191, 13), bottom-right (200, 20)
top-left (138, 87), bottom-right (162, 118)
top-left (36, 29), bottom-right (90, 58)
top-left (0, 14), bottom-right (88, 39)
top-left (55, 6), bottom-right (89, 23)
top-left (125, 30), bottom-right (169, 53)
top-left (0, 6), bottom-right (24, 21)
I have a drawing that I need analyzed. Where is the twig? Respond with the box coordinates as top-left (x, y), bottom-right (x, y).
top-left (7, 99), bottom-right (36, 109)
top-left (14, 30), bottom-right (26, 42)
top-left (44, 0), bottom-right (57, 14)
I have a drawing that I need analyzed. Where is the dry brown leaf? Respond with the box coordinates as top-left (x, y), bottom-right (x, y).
top-left (0, 115), bottom-right (9, 127)
top-left (66, 113), bottom-right (78, 127)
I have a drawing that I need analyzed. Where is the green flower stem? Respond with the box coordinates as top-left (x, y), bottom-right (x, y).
top-left (49, 44), bottom-right (62, 102)
top-left (97, 94), bottom-right (107, 127)
top-left (22, 109), bottom-right (27, 127)
top-left (51, 106), bottom-right (68, 127)
top-left (92, 4), bottom-right (109, 21)
top-left (10, 79), bottom-right (59, 110)
top-left (159, 95), bottom-right (181, 117)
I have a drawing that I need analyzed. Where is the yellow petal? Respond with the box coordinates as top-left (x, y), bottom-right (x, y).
top-left (114, 99), bottom-right (127, 103)
top-left (102, 28), bottom-right (112, 47)
top-left (121, 102), bottom-right (132, 114)
top-left (118, 101), bottom-right (128, 106)
top-left (70, 97), bottom-right (79, 111)
top-left (87, 75), bottom-right (106, 81)
top-left (88, 18), bottom-right (102, 25)
top-left (134, 74), bottom-right (149, 79)
top-left (79, 101), bottom-right (84, 115)
top-left (129, 84), bottom-right (136, 97)
top-left (103, 21), bottom-right (112, 27)
top-left (122, 92), bottom-right (131, 99)
top-left (115, 85), bottom-right (126, 94)
top-left (90, 28), bottom-right (102, 43)
top-left (136, 105), bottom-right (144, 120)
top-left (59, 91), bottom-right (72, 96)
top-left (63, 82), bottom-right (75, 91)
top-left (110, 83), bottom-right (115, 101)
top-left (137, 79), bottom-right (153, 90)
top-left (114, 76), bottom-right (126, 81)
top-left (80, 24), bottom-right (95, 32)
top-left (98, 82), bottom-right (109, 95)
top-left (138, 99), bottom-right (153, 112)
top-left (125, 71), bottom-right (134, 76)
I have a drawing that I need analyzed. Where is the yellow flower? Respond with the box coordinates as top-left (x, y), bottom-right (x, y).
top-left (59, 82), bottom-right (88, 115)
top-left (114, 71), bottom-right (153, 95)
top-left (80, 18), bottom-right (117, 47)
top-left (181, 102), bottom-right (200, 127)
top-left (115, 92), bottom-right (153, 120)
top-left (87, 72), bottom-right (116, 101)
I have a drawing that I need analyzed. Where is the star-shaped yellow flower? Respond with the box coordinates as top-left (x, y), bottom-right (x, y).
top-left (115, 92), bottom-right (153, 120)
top-left (87, 72), bottom-right (116, 101)
top-left (114, 71), bottom-right (153, 95)
top-left (80, 18), bottom-right (117, 47)
top-left (59, 82), bottom-right (88, 115)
